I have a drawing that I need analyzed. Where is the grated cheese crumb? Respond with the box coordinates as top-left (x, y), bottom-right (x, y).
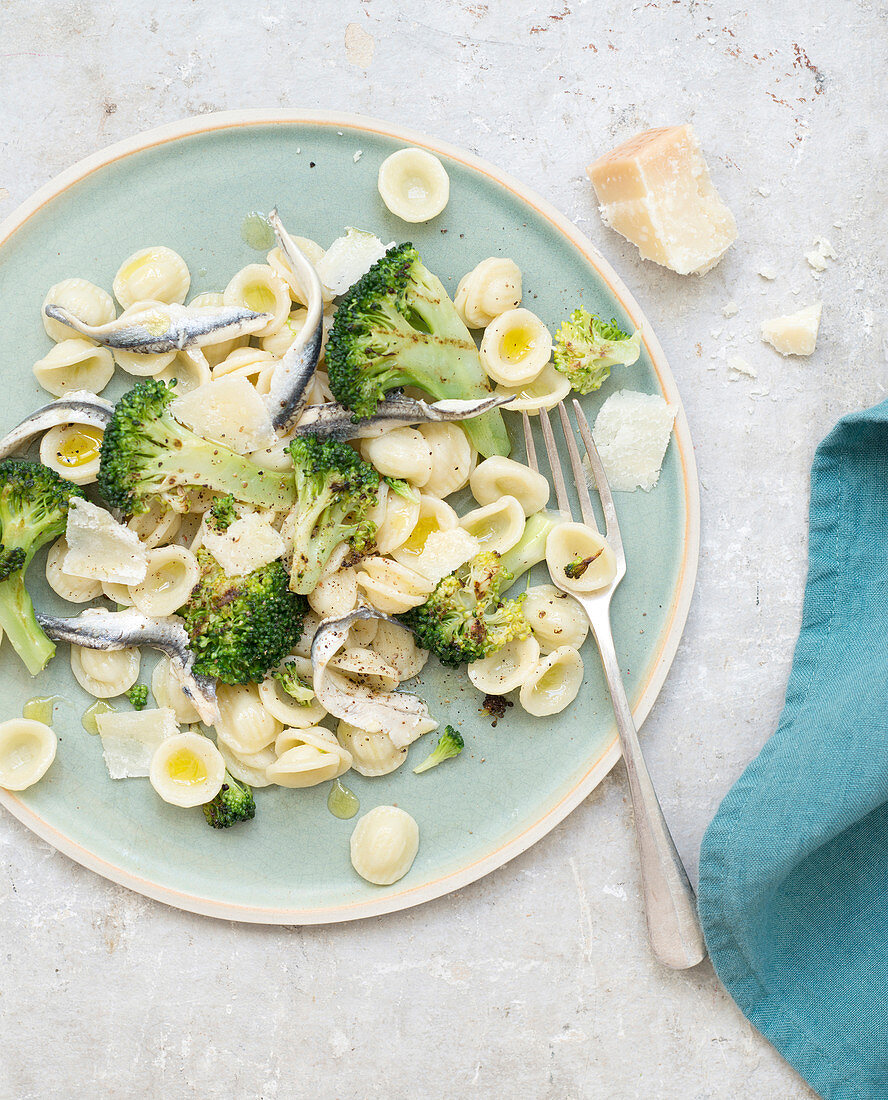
top-left (761, 302), bottom-right (822, 356)
top-left (805, 236), bottom-right (837, 272)
top-left (722, 301), bottom-right (739, 318)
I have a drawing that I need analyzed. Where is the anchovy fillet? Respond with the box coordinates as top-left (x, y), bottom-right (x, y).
top-left (311, 607), bottom-right (437, 748)
top-left (36, 607), bottom-right (218, 725)
top-left (43, 303), bottom-right (271, 354)
top-left (265, 209), bottom-right (324, 433)
top-left (291, 393), bottom-right (515, 442)
top-left (0, 391), bottom-right (113, 460)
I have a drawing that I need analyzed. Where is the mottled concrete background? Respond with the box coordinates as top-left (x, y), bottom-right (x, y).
top-left (1, 1), bottom-right (885, 1097)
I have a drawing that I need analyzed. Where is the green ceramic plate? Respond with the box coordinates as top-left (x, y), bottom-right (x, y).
top-left (0, 112), bottom-right (698, 923)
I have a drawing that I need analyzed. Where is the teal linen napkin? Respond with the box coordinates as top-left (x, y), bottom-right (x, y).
top-left (698, 399), bottom-right (888, 1100)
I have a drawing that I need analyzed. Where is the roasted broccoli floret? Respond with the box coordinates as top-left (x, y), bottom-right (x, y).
top-left (98, 379), bottom-right (295, 517)
top-left (402, 550), bottom-right (529, 667)
top-left (553, 307), bottom-right (641, 394)
top-left (203, 772), bottom-right (256, 828)
top-left (564, 553), bottom-right (599, 579)
top-left (285, 436), bottom-right (380, 595)
top-left (273, 660), bottom-right (315, 707)
top-left (413, 725), bottom-right (465, 774)
top-left (206, 493), bottom-right (237, 532)
top-left (0, 461), bottom-right (84, 675)
top-left (326, 243), bottom-right (510, 458)
top-left (126, 684), bottom-right (149, 710)
top-left (179, 549), bottom-right (307, 684)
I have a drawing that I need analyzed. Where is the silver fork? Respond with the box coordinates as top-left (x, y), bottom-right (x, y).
top-left (525, 402), bottom-right (706, 970)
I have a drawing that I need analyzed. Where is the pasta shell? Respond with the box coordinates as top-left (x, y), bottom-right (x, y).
top-left (470, 456), bottom-right (550, 517)
top-left (33, 339), bottom-right (115, 397)
top-left (0, 719), bottom-right (56, 790)
top-left (467, 634), bottom-right (541, 696)
top-left (518, 646), bottom-right (584, 717)
top-left (336, 721), bottom-right (408, 777)
top-left (546, 522), bottom-right (617, 594)
top-left (480, 308), bottom-right (552, 387)
top-left (42, 278), bottom-right (116, 343)
top-left (350, 806), bottom-right (419, 885)
top-left (377, 148), bottom-right (449, 223)
top-left (113, 246), bottom-right (190, 309)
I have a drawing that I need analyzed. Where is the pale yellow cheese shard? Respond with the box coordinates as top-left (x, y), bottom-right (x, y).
top-left (761, 303), bottom-right (822, 357)
top-left (586, 125), bottom-right (737, 275)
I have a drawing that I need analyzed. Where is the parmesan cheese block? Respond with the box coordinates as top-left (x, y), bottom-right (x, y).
top-left (201, 511), bottom-right (286, 576)
top-left (96, 707), bottom-right (179, 779)
top-left (315, 228), bottom-right (391, 296)
top-left (170, 375), bottom-right (276, 454)
top-left (591, 390), bottom-right (676, 493)
top-left (761, 303), bottom-right (821, 356)
top-left (587, 125), bottom-right (737, 275)
top-left (64, 498), bottom-right (148, 584)
top-left (409, 528), bottom-right (479, 586)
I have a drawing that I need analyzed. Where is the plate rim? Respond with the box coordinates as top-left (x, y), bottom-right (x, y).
top-left (0, 108), bottom-right (700, 924)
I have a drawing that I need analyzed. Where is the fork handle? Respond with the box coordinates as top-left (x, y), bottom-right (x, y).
top-left (591, 616), bottom-right (706, 970)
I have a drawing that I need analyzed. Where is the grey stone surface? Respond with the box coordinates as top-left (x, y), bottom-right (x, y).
top-left (1, 0), bottom-right (885, 1096)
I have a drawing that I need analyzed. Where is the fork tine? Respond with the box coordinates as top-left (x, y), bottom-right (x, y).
top-left (538, 406), bottom-right (572, 516)
top-left (521, 411), bottom-right (539, 473)
top-left (557, 401), bottom-right (598, 531)
top-left (572, 398), bottom-right (623, 558)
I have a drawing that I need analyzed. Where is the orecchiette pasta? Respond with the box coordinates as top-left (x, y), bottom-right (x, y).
top-left (390, 494), bottom-right (458, 569)
top-left (258, 657), bottom-right (328, 728)
top-left (113, 246), bottom-right (190, 309)
top-left (39, 423), bottom-right (104, 486)
top-left (417, 422), bottom-right (474, 498)
top-left (469, 456), bottom-right (550, 517)
top-left (356, 557), bottom-right (433, 615)
top-left (307, 567), bottom-right (359, 619)
top-left (70, 645), bottom-right (140, 699)
top-left (130, 545), bottom-right (200, 618)
top-left (479, 308), bottom-right (552, 387)
top-left (110, 301), bottom-right (178, 376)
top-left (214, 683), bottom-right (282, 755)
top-left (154, 349), bottom-right (212, 393)
top-left (187, 291), bottom-right (249, 366)
top-left (265, 725), bottom-right (352, 788)
top-left (377, 147), bottom-right (450, 223)
top-left (494, 362), bottom-right (570, 414)
top-left (368, 619), bottom-right (429, 681)
top-left (102, 580), bottom-right (135, 607)
top-left (223, 264), bottom-right (290, 337)
top-left (350, 805), bottom-right (419, 885)
top-left (42, 278), bottom-right (116, 343)
top-left (151, 656), bottom-right (201, 724)
top-left (45, 537), bottom-right (103, 603)
top-left (149, 732), bottom-right (225, 808)
top-left (0, 719), bottom-right (57, 790)
top-left (360, 427), bottom-right (432, 487)
top-left (546, 522), bottom-right (617, 594)
top-left (32, 338), bottom-right (115, 397)
top-left (267, 238), bottom-right (332, 305)
top-left (458, 496), bottom-right (525, 556)
top-left (349, 614), bottom-right (379, 649)
top-left (126, 501), bottom-right (182, 549)
top-left (454, 257), bottom-right (522, 329)
top-left (373, 484), bottom-right (420, 555)
top-left (211, 346), bottom-right (277, 394)
top-left (523, 584), bottom-right (589, 653)
top-left (260, 308), bottom-right (307, 357)
top-left (216, 738), bottom-right (274, 788)
top-left (518, 646), bottom-right (585, 716)
top-left (292, 611), bottom-right (322, 659)
top-left (337, 720), bottom-right (408, 777)
top-left (467, 633), bottom-right (541, 696)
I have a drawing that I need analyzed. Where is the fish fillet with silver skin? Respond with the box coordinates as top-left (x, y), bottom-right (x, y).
top-left (43, 302), bottom-right (272, 354)
top-left (37, 607), bottom-right (219, 725)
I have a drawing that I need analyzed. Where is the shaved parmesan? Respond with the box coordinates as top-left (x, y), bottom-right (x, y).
top-left (201, 512), bottom-right (286, 576)
top-left (96, 707), bottom-right (179, 779)
top-left (805, 236), bottom-right (837, 272)
top-left (761, 303), bottom-right (821, 356)
top-left (65, 498), bottom-right (148, 584)
top-left (591, 390), bottom-right (676, 493)
top-left (409, 528), bottom-right (479, 585)
top-left (170, 375), bottom-right (276, 454)
top-left (316, 228), bottom-right (391, 296)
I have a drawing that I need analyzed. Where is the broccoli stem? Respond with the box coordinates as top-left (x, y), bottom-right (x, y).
top-left (0, 573), bottom-right (54, 675)
top-left (500, 511), bottom-right (562, 586)
top-left (149, 432), bottom-right (295, 513)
